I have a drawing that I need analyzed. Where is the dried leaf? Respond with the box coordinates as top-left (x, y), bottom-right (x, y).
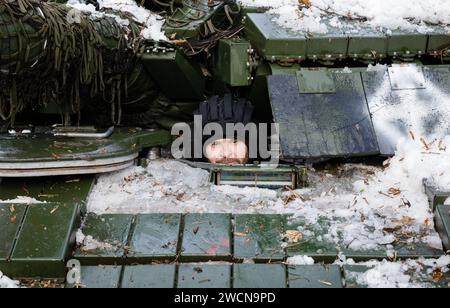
top-left (176, 193), bottom-right (186, 201)
top-left (420, 137), bottom-right (429, 150)
top-left (282, 194), bottom-right (297, 205)
top-left (298, 0), bottom-right (312, 7)
top-left (432, 269), bottom-right (443, 282)
top-left (392, 216), bottom-right (415, 226)
top-left (9, 204), bottom-right (15, 213)
top-left (284, 230), bottom-right (303, 243)
top-left (318, 280), bottom-right (332, 286)
top-left (10, 215), bottom-right (17, 223)
top-left (50, 206), bottom-right (59, 214)
top-left (388, 187), bottom-right (401, 196)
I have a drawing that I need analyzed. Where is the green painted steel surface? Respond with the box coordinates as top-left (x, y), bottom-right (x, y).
top-left (0, 204), bottom-right (27, 274)
top-left (0, 128), bottom-right (170, 163)
top-left (268, 71), bottom-right (379, 159)
top-left (233, 264), bottom-right (286, 288)
top-left (244, 13), bottom-right (307, 61)
top-left (178, 264), bottom-right (231, 288)
top-left (141, 49), bottom-right (205, 100)
top-left (128, 214), bottom-right (182, 262)
top-left (288, 265), bottom-right (343, 288)
top-left (181, 213), bottom-right (232, 261)
top-left (435, 205), bottom-right (450, 252)
top-left (74, 214), bottom-right (134, 265)
top-left (243, 12), bottom-right (446, 62)
top-left (0, 176), bottom-right (94, 204)
top-left (66, 265), bottom-right (122, 288)
top-left (234, 214), bottom-right (286, 261)
top-left (387, 31), bottom-right (428, 60)
top-left (424, 180), bottom-right (450, 211)
top-left (216, 39), bottom-right (252, 86)
top-left (121, 265), bottom-right (176, 288)
top-left (9, 203), bottom-right (80, 278)
top-left (296, 70), bottom-right (336, 94)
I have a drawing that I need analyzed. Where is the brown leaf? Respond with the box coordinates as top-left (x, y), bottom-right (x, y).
top-left (10, 215), bottom-right (17, 223)
top-left (284, 230), bottom-right (303, 243)
top-left (432, 269), bottom-right (443, 282)
top-left (392, 216), bottom-right (415, 226)
top-left (176, 193), bottom-right (186, 201)
top-left (420, 137), bottom-right (429, 150)
top-left (282, 194), bottom-right (297, 205)
top-left (9, 204), bottom-right (15, 213)
top-left (388, 187), bottom-right (401, 196)
top-left (298, 0), bottom-right (312, 7)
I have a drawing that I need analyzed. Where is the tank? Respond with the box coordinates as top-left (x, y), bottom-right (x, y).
top-left (0, 0), bottom-right (449, 288)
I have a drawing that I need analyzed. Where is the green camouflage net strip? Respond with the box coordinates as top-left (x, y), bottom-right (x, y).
top-left (0, 0), bottom-right (141, 126)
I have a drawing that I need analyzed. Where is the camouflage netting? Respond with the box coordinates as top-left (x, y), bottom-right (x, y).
top-left (0, 0), bottom-right (150, 126)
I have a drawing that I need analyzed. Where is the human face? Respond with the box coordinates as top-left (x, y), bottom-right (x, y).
top-left (205, 139), bottom-right (249, 164)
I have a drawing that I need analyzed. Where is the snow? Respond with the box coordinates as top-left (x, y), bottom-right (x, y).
top-left (0, 196), bottom-right (46, 204)
top-left (346, 256), bottom-right (450, 288)
top-left (240, 0), bottom-right (450, 34)
top-left (87, 135), bottom-right (450, 252)
top-left (269, 5), bottom-right (328, 34)
top-left (76, 230), bottom-right (118, 252)
top-left (366, 64), bottom-right (387, 72)
top-left (67, 0), bottom-right (167, 40)
top-left (87, 160), bottom-right (280, 214)
top-left (287, 255), bottom-right (315, 265)
top-left (0, 272), bottom-right (19, 288)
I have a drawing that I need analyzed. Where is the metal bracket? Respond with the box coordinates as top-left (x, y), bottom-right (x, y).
top-left (388, 64), bottom-right (426, 90)
top-left (296, 70), bottom-right (336, 94)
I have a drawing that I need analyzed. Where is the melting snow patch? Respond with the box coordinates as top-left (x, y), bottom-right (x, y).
top-left (286, 255), bottom-right (315, 265)
top-left (88, 136), bottom-right (450, 252)
top-left (68, 0), bottom-right (167, 40)
top-left (349, 256), bottom-right (450, 288)
top-left (76, 230), bottom-right (119, 252)
top-left (366, 63), bottom-right (387, 72)
top-left (256, 0), bottom-right (450, 34)
top-left (0, 272), bottom-right (19, 288)
top-left (0, 196), bottom-right (46, 204)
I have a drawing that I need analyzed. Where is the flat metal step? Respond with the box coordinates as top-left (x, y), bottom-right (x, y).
top-left (267, 64), bottom-right (450, 159)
